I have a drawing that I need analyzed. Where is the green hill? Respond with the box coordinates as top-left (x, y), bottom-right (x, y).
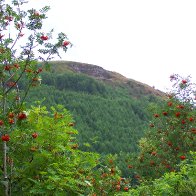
top-left (25, 60), bottom-right (164, 154)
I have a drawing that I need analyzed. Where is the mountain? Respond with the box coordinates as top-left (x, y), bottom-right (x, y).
top-left (25, 60), bottom-right (164, 154)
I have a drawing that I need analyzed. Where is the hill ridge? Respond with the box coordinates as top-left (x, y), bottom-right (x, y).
top-left (49, 60), bottom-right (165, 97)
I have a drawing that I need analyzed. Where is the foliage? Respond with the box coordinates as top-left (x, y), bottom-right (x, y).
top-left (0, 0), bottom-right (71, 195)
top-left (125, 74), bottom-right (196, 181)
top-left (0, 0), bottom-right (71, 116)
top-left (0, 105), bottom-right (124, 195)
top-left (117, 152), bottom-right (196, 196)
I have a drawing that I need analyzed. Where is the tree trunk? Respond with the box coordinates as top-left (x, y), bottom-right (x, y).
top-left (3, 141), bottom-right (9, 196)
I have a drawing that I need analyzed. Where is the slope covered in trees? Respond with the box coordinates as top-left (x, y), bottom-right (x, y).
top-left (23, 61), bottom-right (163, 154)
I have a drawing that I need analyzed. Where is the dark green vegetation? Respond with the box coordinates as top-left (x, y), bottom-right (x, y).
top-left (24, 61), bottom-right (164, 155)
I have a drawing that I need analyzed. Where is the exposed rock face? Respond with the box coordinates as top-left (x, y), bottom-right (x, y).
top-left (68, 63), bottom-right (112, 80)
top-left (67, 62), bottom-right (165, 97)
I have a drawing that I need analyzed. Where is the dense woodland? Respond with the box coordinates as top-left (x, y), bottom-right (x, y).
top-left (22, 64), bottom-right (161, 155)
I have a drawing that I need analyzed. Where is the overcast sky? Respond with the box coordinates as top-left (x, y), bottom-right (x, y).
top-left (26, 0), bottom-right (196, 91)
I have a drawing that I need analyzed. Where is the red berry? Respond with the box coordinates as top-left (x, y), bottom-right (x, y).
top-left (181, 119), bottom-right (186, 124)
top-left (0, 120), bottom-right (4, 126)
top-left (189, 117), bottom-right (194, 122)
top-left (8, 112), bottom-right (14, 118)
top-left (124, 187), bottom-right (129, 191)
top-left (8, 118), bottom-right (14, 124)
top-left (180, 155), bottom-right (186, 160)
top-left (154, 114), bottom-right (159, 118)
top-left (62, 41), bottom-right (70, 47)
top-left (167, 102), bottom-right (173, 106)
top-left (4, 65), bottom-right (12, 71)
top-left (182, 80), bottom-right (187, 84)
top-left (167, 141), bottom-right (173, 146)
top-left (177, 105), bottom-right (184, 109)
top-left (128, 164), bottom-right (133, 168)
top-left (40, 35), bottom-right (48, 41)
top-left (175, 112), bottom-right (181, 117)
top-left (162, 111), bottom-right (168, 116)
top-left (18, 112), bottom-right (27, 120)
top-left (32, 133), bottom-right (38, 139)
top-left (1, 134), bottom-right (10, 142)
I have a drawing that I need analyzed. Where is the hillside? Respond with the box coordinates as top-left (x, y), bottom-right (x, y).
top-left (25, 60), bottom-right (164, 154)
top-left (49, 60), bottom-right (164, 98)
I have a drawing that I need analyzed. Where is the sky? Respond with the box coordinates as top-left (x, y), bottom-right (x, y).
top-left (25, 0), bottom-right (196, 91)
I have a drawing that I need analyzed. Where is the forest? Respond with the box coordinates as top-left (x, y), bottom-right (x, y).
top-left (24, 69), bottom-right (158, 154)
